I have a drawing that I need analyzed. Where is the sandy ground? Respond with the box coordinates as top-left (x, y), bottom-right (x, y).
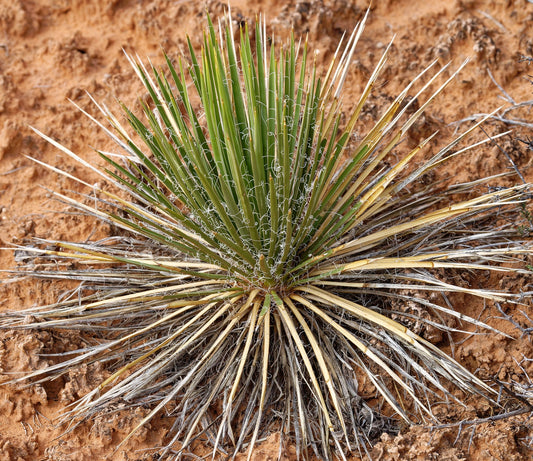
top-left (0, 0), bottom-right (532, 460)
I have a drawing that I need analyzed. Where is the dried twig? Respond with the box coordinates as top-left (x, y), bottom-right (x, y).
top-left (479, 125), bottom-right (527, 184)
top-left (427, 407), bottom-right (532, 431)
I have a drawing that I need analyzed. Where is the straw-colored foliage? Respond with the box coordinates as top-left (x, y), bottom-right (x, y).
top-left (3, 10), bottom-right (532, 461)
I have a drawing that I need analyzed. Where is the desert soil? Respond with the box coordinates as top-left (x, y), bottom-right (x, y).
top-left (0, 0), bottom-right (532, 460)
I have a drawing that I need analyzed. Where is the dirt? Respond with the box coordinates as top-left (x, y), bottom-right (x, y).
top-left (0, 0), bottom-right (532, 460)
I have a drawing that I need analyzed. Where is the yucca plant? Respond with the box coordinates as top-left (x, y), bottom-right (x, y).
top-left (3, 9), bottom-right (532, 460)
